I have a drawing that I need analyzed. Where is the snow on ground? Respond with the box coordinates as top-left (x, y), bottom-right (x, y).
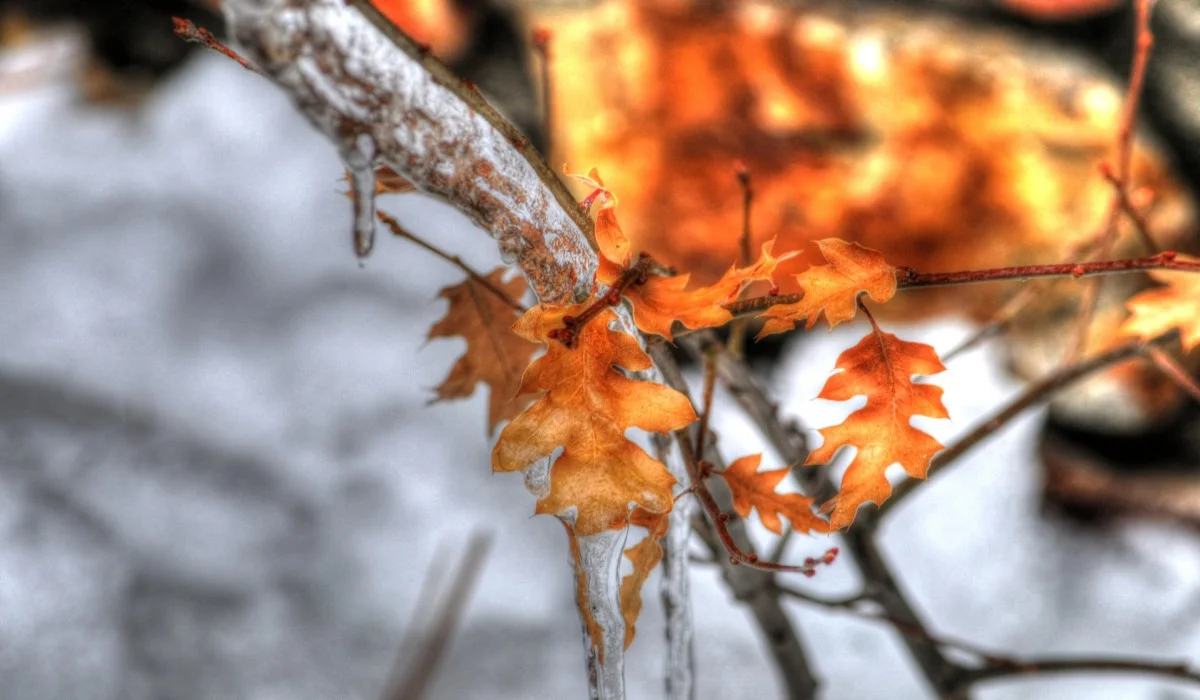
top-left (1, 53), bottom-right (1198, 700)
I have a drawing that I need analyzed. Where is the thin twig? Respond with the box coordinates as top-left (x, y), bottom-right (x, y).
top-left (1102, 167), bottom-right (1158, 253)
top-left (648, 342), bottom-right (823, 699)
top-left (727, 164), bottom-right (755, 356)
top-left (937, 281), bottom-right (1049, 364)
top-left (959, 657), bottom-right (1200, 689)
top-left (531, 28), bottom-right (553, 159)
top-left (723, 293), bottom-right (803, 317)
top-left (550, 255), bottom-right (655, 348)
top-left (1066, 0), bottom-right (1156, 361)
top-left (377, 211), bottom-right (526, 312)
top-left (722, 252), bottom-right (1197, 324)
top-left (881, 332), bottom-right (1177, 517)
top-left (384, 532), bottom-right (494, 700)
top-left (894, 251), bottom-right (1194, 289)
top-left (1145, 346), bottom-right (1200, 403)
top-left (677, 330), bottom-right (963, 698)
top-left (693, 347), bottom-right (719, 458)
top-left (773, 582), bottom-right (1200, 693)
top-left (172, 17), bottom-right (260, 73)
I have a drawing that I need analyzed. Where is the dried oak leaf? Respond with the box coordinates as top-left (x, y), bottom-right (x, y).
top-left (758, 240), bottom-right (897, 338)
top-left (627, 241), bottom-right (792, 341)
top-left (809, 329), bottom-right (948, 529)
top-left (1121, 259), bottom-right (1200, 352)
top-left (428, 269), bottom-right (536, 434)
top-left (718, 454), bottom-right (828, 535)
top-left (571, 167), bottom-right (792, 339)
top-left (492, 306), bottom-right (697, 535)
top-left (619, 508), bottom-right (669, 648)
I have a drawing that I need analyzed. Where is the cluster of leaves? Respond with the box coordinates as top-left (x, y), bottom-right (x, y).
top-left (417, 164), bottom-right (1200, 646)
top-left (423, 170), bottom-right (955, 643)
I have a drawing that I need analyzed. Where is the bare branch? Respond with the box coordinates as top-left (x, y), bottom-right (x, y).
top-left (648, 342), bottom-right (822, 699)
top-left (383, 532), bottom-right (494, 700)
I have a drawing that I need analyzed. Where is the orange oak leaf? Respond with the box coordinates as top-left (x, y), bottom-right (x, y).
top-left (626, 240), bottom-right (793, 341)
top-left (427, 269), bottom-right (536, 434)
top-left (619, 508), bottom-right (669, 648)
top-left (569, 168), bottom-right (630, 272)
top-left (808, 329), bottom-right (949, 529)
top-left (492, 306), bottom-right (697, 535)
top-left (718, 454), bottom-right (828, 535)
top-left (569, 167), bottom-right (793, 340)
top-left (757, 240), bottom-right (897, 338)
top-left (1121, 258), bottom-right (1200, 352)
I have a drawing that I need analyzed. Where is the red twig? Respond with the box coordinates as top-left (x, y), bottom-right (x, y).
top-left (724, 252), bottom-right (1197, 324)
top-left (1102, 167), bottom-right (1158, 253)
top-left (1066, 0), bottom-right (1156, 361)
top-left (694, 346), bottom-right (719, 458)
top-left (549, 255), bottom-right (654, 348)
top-left (894, 251), bottom-right (1194, 288)
top-left (727, 163), bottom-right (755, 356)
top-left (171, 17), bottom-right (259, 73)
top-left (682, 444), bottom-right (836, 576)
top-left (377, 211), bottom-right (526, 312)
top-left (1145, 346), bottom-right (1200, 403)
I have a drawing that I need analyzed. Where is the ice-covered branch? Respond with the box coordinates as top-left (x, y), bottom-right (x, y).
top-left (221, 0), bottom-right (595, 300)
top-left (217, 1), bottom-right (686, 697)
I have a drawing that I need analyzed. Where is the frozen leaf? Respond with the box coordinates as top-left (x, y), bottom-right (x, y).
top-left (619, 509), bottom-right (669, 648)
top-left (758, 240), bottom-right (896, 338)
top-left (428, 269), bottom-right (536, 434)
top-left (718, 454), bottom-right (827, 535)
top-left (809, 329), bottom-right (948, 529)
top-left (492, 306), bottom-right (697, 535)
top-left (1121, 259), bottom-right (1200, 352)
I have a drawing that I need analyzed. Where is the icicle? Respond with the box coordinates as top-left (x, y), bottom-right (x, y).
top-left (660, 443), bottom-right (696, 700)
top-left (342, 135), bottom-right (378, 258)
top-left (574, 527), bottom-right (629, 700)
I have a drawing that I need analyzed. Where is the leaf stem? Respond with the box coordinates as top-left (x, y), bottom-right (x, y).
top-left (172, 17), bottom-right (261, 73)
top-left (377, 212), bottom-right (526, 312)
top-left (727, 164), bottom-right (755, 356)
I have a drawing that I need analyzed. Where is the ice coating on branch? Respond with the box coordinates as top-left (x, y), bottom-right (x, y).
top-left (614, 306), bottom-right (696, 698)
top-left (219, 3), bottom-right (661, 697)
top-left (661, 449), bottom-right (696, 700)
top-left (222, 0), bottom-right (596, 301)
top-left (576, 527), bottom-right (630, 700)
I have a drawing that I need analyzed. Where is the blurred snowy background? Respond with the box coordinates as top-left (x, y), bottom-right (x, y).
top-left (2, 31), bottom-right (1200, 700)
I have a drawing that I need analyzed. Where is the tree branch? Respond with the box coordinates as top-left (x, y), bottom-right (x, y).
top-left (677, 332), bottom-right (963, 699)
top-left (215, 1), bottom-right (641, 696)
top-left (648, 342), bottom-right (822, 699)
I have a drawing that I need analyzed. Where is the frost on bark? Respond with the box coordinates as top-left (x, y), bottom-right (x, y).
top-left (218, 1), bottom-right (691, 697)
top-left (222, 0), bottom-right (595, 303)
